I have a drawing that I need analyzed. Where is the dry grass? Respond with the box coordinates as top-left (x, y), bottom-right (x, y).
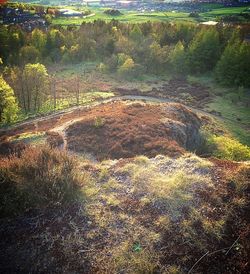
top-left (0, 149), bottom-right (249, 273)
top-left (0, 146), bottom-right (86, 217)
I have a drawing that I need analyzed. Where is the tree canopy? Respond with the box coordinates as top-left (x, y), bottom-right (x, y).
top-left (0, 75), bottom-right (19, 124)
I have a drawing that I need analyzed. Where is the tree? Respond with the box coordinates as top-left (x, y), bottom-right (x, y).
top-left (187, 28), bottom-right (221, 73)
top-left (0, 75), bottom-right (19, 124)
top-left (238, 41), bottom-right (250, 87)
top-left (31, 29), bottom-right (46, 54)
top-left (145, 41), bottom-right (169, 73)
top-left (19, 45), bottom-right (41, 65)
top-left (215, 31), bottom-right (250, 87)
top-left (129, 24), bottom-right (143, 43)
top-left (8, 28), bottom-right (24, 64)
top-left (11, 64), bottom-right (49, 113)
top-left (0, 26), bottom-right (9, 63)
top-left (170, 41), bottom-right (187, 76)
top-left (46, 29), bottom-right (65, 51)
top-left (118, 57), bottom-right (135, 78)
top-left (22, 63), bottom-right (49, 112)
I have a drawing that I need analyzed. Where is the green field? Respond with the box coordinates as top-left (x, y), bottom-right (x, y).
top-left (52, 5), bottom-right (250, 25)
top-left (201, 6), bottom-right (250, 21)
top-left (52, 9), bottom-right (192, 25)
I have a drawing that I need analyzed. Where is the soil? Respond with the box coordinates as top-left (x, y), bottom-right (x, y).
top-left (65, 101), bottom-right (202, 160)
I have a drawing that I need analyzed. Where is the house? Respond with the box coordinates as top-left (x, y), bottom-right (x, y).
top-left (58, 9), bottom-right (83, 17)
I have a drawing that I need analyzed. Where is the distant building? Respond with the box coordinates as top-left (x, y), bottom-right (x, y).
top-left (58, 9), bottom-right (83, 17)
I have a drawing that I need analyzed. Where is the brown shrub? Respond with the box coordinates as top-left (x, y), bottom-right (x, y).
top-left (0, 140), bottom-right (27, 157)
top-left (46, 131), bottom-right (64, 148)
top-left (66, 102), bottom-right (201, 160)
top-left (0, 146), bottom-right (84, 218)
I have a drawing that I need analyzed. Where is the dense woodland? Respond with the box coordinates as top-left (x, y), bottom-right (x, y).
top-left (0, 20), bottom-right (250, 124)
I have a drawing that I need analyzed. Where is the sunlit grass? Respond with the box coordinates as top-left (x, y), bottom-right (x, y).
top-left (40, 91), bottom-right (114, 112)
top-left (8, 132), bottom-right (46, 145)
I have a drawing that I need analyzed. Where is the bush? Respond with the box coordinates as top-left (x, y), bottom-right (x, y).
top-left (0, 146), bottom-right (84, 218)
top-left (103, 9), bottom-right (122, 16)
top-left (117, 57), bottom-right (143, 79)
top-left (98, 62), bottom-right (108, 73)
top-left (209, 135), bottom-right (250, 161)
top-left (189, 12), bottom-right (199, 18)
top-left (94, 116), bottom-right (105, 128)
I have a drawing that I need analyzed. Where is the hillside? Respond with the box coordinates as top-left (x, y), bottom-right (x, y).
top-left (0, 149), bottom-right (249, 273)
top-left (0, 2), bottom-right (250, 273)
top-left (0, 99), bottom-right (249, 273)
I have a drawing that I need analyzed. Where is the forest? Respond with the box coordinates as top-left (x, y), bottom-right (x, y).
top-left (0, 21), bottom-right (250, 124)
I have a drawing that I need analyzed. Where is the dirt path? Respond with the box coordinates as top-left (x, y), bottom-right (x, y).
top-left (52, 116), bottom-right (85, 149)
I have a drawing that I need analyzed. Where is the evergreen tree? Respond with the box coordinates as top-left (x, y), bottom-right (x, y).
top-left (129, 24), bottom-right (143, 43)
top-left (215, 32), bottom-right (250, 87)
top-left (187, 28), bottom-right (221, 73)
top-left (170, 41), bottom-right (187, 75)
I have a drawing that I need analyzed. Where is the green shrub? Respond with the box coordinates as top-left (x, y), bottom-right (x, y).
top-left (209, 135), bottom-right (250, 161)
top-left (94, 116), bottom-right (105, 128)
top-left (0, 146), bottom-right (84, 218)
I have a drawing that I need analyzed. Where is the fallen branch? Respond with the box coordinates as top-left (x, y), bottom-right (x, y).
top-left (188, 236), bottom-right (241, 273)
top-left (225, 236), bottom-right (240, 255)
top-left (188, 251), bottom-right (209, 274)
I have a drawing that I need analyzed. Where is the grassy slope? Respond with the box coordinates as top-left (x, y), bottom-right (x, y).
top-left (7, 59), bottom-right (248, 148)
top-left (35, 62), bottom-right (250, 147)
top-left (206, 97), bottom-right (250, 146)
top-left (188, 75), bottom-right (250, 146)
top-left (52, 63), bottom-right (250, 147)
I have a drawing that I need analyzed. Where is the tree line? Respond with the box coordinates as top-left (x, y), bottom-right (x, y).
top-left (1, 20), bottom-right (249, 85)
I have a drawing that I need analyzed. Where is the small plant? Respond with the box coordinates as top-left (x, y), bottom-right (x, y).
top-left (93, 116), bottom-right (105, 128)
top-left (108, 240), bottom-right (160, 273)
top-left (198, 127), bottom-right (250, 161)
